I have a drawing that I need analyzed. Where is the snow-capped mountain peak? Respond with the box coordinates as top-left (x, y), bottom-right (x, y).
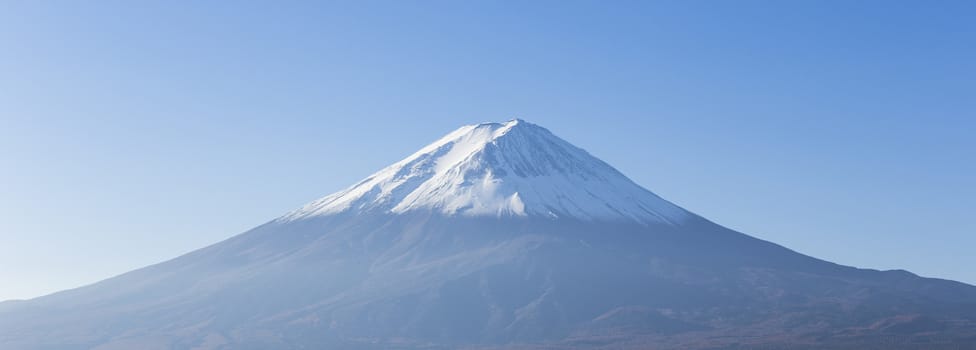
top-left (281, 119), bottom-right (690, 225)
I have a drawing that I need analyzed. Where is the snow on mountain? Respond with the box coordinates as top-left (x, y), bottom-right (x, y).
top-left (280, 119), bottom-right (690, 225)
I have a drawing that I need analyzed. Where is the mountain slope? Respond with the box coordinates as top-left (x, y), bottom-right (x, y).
top-left (1, 120), bottom-right (975, 350)
top-left (281, 119), bottom-right (688, 225)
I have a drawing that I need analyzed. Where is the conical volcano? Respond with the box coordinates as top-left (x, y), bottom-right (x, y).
top-left (2, 120), bottom-right (975, 350)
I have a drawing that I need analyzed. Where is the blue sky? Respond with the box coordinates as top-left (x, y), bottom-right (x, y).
top-left (1, 1), bottom-right (974, 301)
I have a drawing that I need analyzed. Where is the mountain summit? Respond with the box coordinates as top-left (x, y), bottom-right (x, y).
top-left (283, 119), bottom-right (688, 225)
top-left (2, 120), bottom-right (975, 350)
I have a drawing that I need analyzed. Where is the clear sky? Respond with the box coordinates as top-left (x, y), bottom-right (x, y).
top-left (1, 1), bottom-right (974, 301)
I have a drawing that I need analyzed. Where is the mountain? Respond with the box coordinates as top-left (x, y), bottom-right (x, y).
top-left (2, 120), bottom-right (975, 350)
